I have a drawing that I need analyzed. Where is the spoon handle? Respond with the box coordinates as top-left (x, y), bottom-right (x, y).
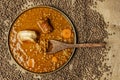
top-left (66, 43), bottom-right (106, 48)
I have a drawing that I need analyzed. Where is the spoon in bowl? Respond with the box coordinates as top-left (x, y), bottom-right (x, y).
top-left (47, 40), bottom-right (106, 54)
top-left (17, 31), bottom-right (105, 54)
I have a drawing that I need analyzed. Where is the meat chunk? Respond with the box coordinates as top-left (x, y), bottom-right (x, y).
top-left (37, 18), bottom-right (53, 34)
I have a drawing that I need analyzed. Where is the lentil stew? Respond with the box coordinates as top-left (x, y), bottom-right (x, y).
top-left (9, 6), bottom-right (76, 73)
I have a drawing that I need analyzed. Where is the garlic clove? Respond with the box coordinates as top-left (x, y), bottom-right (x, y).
top-left (17, 30), bottom-right (38, 43)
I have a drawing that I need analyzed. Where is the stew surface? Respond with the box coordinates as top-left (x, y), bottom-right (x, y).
top-left (9, 6), bottom-right (75, 73)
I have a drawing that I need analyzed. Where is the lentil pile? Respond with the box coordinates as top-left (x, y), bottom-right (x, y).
top-left (0, 0), bottom-right (111, 80)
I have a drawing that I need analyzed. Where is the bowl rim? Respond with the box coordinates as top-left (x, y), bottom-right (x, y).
top-left (8, 5), bottom-right (77, 75)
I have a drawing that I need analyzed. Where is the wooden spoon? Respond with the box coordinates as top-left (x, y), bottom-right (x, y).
top-left (47, 40), bottom-right (105, 54)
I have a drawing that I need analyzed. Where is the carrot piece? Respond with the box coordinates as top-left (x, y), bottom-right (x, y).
top-left (27, 58), bottom-right (35, 68)
top-left (61, 29), bottom-right (72, 39)
top-left (52, 56), bottom-right (58, 63)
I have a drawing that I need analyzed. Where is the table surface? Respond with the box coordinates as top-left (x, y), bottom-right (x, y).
top-left (0, 0), bottom-right (120, 80)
